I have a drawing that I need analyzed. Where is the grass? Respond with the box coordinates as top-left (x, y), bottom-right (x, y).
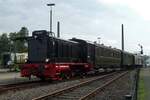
top-left (138, 72), bottom-right (146, 100)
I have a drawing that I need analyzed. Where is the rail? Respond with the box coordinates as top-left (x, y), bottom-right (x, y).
top-left (0, 80), bottom-right (50, 94)
top-left (32, 71), bottom-right (126, 100)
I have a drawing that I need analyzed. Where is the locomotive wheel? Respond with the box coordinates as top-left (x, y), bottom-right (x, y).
top-left (60, 72), bottom-right (71, 80)
top-left (80, 72), bottom-right (87, 78)
top-left (65, 74), bottom-right (70, 80)
top-left (28, 76), bottom-right (31, 80)
top-left (39, 76), bottom-right (45, 81)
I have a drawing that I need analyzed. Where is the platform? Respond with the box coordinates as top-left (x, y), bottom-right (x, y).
top-left (138, 68), bottom-right (150, 100)
top-left (0, 69), bottom-right (39, 85)
top-left (0, 68), bottom-right (11, 73)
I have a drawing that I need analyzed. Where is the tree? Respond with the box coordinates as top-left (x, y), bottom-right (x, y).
top-left (17, 27), bottom-right (29, 52)
top-left (9, 32), bottom-right (17, 53)
top-left (0, 27), bottom-right (29, 64)
top-left (9, 27), bottom-right (29, 53)
top-left (18, 27), bottom-right (29, 37)
top-left (0, 33), bottom-right (10, 54)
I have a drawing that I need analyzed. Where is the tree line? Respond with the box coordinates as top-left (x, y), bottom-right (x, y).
top-left (0, 27), bottom-right (29, 57)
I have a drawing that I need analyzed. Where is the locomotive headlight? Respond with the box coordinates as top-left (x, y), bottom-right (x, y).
top-left (55, 65), bottom-right (59, 68)
top-left (44, 65), bottom-right (49, 69)
top-left (34, 35), bottom-right (37, 39)
top-left (45, 58), bottom-right (49, 62)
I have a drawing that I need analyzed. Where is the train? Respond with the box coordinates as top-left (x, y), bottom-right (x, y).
top-left (20, 30), bottom-right (143, 80)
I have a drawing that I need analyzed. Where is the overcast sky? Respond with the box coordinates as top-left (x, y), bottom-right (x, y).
top-left (0, 0), bottom-right (150, 55)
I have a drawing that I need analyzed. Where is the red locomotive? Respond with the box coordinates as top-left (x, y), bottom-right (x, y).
top-left (21, 30), bottom-right (93, 80)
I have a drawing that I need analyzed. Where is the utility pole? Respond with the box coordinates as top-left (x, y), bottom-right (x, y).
top-left (47, 3), bottom-right (55, 36)
top-left (57, 21), bottom-right (60, 38)
top-left (121, 24), bottom-right (124, 67)
top-left (122, 24), bottom-right (124, 51)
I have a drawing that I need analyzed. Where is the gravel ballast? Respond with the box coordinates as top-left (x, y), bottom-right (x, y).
top-left (93, 70), bottom-right (137, 100)
top-left (0, 76), bottom-right (101, 100)
top-left (0, 70), bottom-right (137, 100)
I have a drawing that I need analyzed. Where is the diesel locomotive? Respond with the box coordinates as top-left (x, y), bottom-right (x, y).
top-left (20, 30), bottom-right (143, 80)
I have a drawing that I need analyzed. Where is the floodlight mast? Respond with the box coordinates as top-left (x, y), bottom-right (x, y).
top-left (47, 3), bottom-right (55, 35)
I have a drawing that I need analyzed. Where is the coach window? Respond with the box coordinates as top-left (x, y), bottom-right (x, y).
top-left (96, 47), bottom-right (99, 56)
top-left (106, 50), bottom-right (108, 57)
top-left (109, 50), bottom-right (111, 57)
top-left (117, 52), bottom-right (119, 58)
top-left (101, 48), bottom-right (104, 56)
top-left (106, 49), bottom-right (109, 57)
top-left (111, 52), bottom-right (113, 57)
top-left (115, 52), bottom-right (116, 57)
top-left (96, 47), bottom-right (100, 56)
top-left (108, 50), bottom-right (110, 57)
top-left (99, 47), bottom-right (102, 56)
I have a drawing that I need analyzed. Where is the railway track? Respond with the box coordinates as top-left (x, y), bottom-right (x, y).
top-left (0, 80), bottom-right (51, 94)
top-left (32, 71), bottom-right (128, 100)
top-left (0, 71), bottom-right (113, 95)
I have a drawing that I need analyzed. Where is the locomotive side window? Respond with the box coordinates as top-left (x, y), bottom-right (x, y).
top-left (69, 44), bottom-right (72, 58)
top-left (60, 41), bottom-right (63, 58)
top-left (63, 43), bottom-right (66, 57)
top-left (66, 44), bottom-right (69, 58)
top-left (64, 43), bottom-right (67, 58)
top-left (62, 43), bottom-right (64, 57)
top-left (55, 41), bottom-right (58, 57)
top-left (66, 43), bottom-right (69, 57)
top-left (70, 45), bottom-right (72, 58)
top-left (57, 41), bottom-right (61, 58)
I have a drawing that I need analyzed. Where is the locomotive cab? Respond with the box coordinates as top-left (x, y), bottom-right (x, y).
top-left (21, 30), bottom-right (57, 80)
top-left (28, 30), bottom-right (55, 63)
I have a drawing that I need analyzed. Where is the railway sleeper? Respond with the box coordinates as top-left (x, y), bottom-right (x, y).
top-left (55, 95), bottom-right (80, 99)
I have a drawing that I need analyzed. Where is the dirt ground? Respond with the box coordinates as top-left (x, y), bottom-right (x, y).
top-left (0, 69), bottom-right (39, 85)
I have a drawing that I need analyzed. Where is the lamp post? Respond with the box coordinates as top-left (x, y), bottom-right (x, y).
top-left (138, 44), bottom-right (143, 54)
top-left (47, 3), bottom-right (55, 35)
top-left (122, 24), bottom-right (124, 51)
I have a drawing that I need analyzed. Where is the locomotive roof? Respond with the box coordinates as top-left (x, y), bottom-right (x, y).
top-left (95, 43), bottom-right (134, 55)
top-left (71, 38), bottom-right (121, 52)
top-left (122, 51), bottom-right (134, 55)
top-left (31, 30), bottom-right (78, 44)
top-left (31, 30), bottom-right (134, 55)
top-left (71, 38), bottom-right (95, 44)
top-left (95, 43), bottom-right (121, 52)
top-left (50, 36), bottom-right (79, 44)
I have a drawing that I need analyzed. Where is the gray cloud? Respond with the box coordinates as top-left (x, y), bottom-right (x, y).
top-left (0, 0), bottom-right (150, 54)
